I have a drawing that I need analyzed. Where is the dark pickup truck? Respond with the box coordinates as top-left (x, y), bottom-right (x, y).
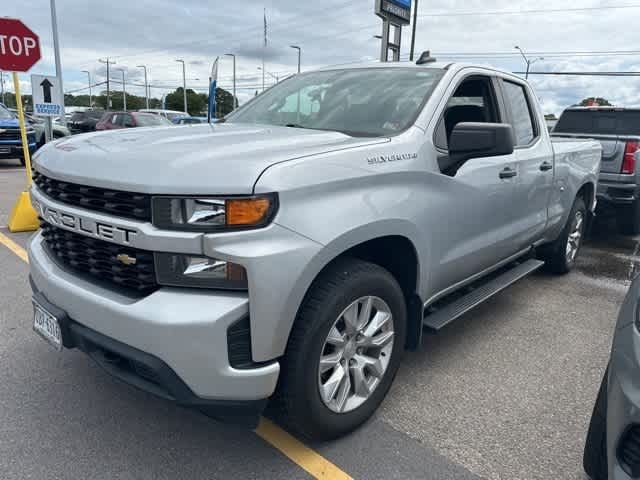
top-left (553, 107), bottom-right (640, 234)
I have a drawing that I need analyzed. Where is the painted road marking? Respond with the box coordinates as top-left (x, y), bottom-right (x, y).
top-left (0, 231), bottom-right (29, 262)
top-left (256, 418), bottom-right (353, 480)
top-left (0, 231), bottom-right (353, 480)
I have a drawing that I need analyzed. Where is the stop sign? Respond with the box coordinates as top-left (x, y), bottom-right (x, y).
top-left (0, 18), bottom-right (41, 72)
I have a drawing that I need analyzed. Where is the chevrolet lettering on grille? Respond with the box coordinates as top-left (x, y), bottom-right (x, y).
top-left (32, 197), bottom-right (138, 246)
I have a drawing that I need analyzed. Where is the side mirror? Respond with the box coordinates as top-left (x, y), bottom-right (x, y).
top-left (449, 122), bottom-right (515, 163)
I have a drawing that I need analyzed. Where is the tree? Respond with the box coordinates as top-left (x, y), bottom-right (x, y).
top-left (575, 97), bottom-right (613, 107)
top-left (165, 88), bottom-right (206, 116)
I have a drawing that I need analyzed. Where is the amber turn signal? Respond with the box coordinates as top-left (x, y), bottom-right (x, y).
top-left (226, 197), bottom-right (272, 226)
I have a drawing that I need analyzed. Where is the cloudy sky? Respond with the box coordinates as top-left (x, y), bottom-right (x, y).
top-left (3, 0), bottom-right (640, 114)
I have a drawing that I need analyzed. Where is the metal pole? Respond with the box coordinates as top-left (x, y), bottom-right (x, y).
top-left (409, 0), bottom-right (419, 61)
top-left (380, 19), bottom-right (390, 62)
top-left (176, 59), bottom-right (187, 113)
top-left (44, 117), bottom-right (53, 143)
top-left (81, 70), bottom-right (91, 107)
top-left (137, 65), bottom-right (149, 109)
top-left (118, 69), bottom-right (127, 111)
top-left (290, 45), bottom-right (301, 73)
top-left (392, 23), bottom-right (401, 61)
top-left (99, 58), bottom-right (115, 110)
top-left (50, 0), bottom-right (66, 126)
top-left (525, 61), bottom-right (530, 80)
top-left (224, 54), bottom-right (236, 110)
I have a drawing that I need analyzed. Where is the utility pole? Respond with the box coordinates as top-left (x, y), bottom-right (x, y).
top-left (409, 0), bottom-right (419, 61)
top-left (99, 58), bottom-right (116, 110)
top-left (176, 59), bottom-right (187, 113)
top-left (117, 68), bottom-right (127, 111)
top-left (50, 0), bottom-right (66, 126)
top-left (224, 54), bottom-right (236, 109)
top-left (515, 46), bottom-right (544, 80)
top-left (81, 70), bottom-right (92, 107)
top-left (137, 65), bottom-right (149, 109)
top-left (290, 45), bottom-right (301, 73)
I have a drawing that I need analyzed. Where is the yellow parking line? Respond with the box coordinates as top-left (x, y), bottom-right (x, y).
top-left (0, 231), bottom-right (29, 263)
top-left (0, 231), bottom-right (353, 480)
top-left (256, 418), bottom-right (353, 480)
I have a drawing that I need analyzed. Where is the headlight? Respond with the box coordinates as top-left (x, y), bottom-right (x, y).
top-left (155, 253), bottom-right (248, 290)
top-left (152, 194), bottom-right (278, 231)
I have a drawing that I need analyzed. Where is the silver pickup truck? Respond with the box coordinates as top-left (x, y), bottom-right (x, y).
top-left (27, 60), bottom-right (601, 440)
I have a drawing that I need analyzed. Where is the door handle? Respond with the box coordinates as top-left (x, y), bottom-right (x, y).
top-left (540, 161), bottom-right (553, 172)
top-left (499, 167), bottom-right (517, 179)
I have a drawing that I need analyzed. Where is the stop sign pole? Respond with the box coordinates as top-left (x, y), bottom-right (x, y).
top-left (1, 18), bottom-right (42, 232)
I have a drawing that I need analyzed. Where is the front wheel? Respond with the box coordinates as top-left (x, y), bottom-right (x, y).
top-left (273, 258), bottom-right (407, 440)
top-left (539, 197), bottom-right (587, 274)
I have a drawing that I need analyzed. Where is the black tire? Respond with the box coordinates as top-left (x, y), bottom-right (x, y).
top-left (272, 257), bottom-right (407, 441)
top-left (617, 201), bottom-right (640, 235)
top-left (584, 366), bottom-right (609, 480)
top-left (538, 196), bottom-right (587, 274)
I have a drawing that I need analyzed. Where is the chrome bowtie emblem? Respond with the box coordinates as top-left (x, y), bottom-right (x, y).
top-left (116, 253), bottom-right (137, 266)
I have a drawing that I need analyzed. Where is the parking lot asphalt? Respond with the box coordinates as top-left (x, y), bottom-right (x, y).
top-left (0, 160), bottom-right (634, 479)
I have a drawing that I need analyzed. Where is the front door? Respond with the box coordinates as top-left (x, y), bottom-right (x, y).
top-left (430, 74), bottom-right (521, 294)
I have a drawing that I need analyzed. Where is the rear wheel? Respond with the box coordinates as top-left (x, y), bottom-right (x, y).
top-left (273, 257), bottom-right (406, 440)
top-left (584, 366), bottom-right (609, 480)
top-left (539, 196), bottom-right (587, 274)
top-left (617, 200), bottom-right (640, 235)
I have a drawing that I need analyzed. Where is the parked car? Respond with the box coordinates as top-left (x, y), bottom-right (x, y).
top-left (28, 60), bottom-right (601, 440)
top-left (584, 273), bottom-right (640, 479)
top-left (553, 107), bottom-right (640, 234)
top-left (0, 103), bottom-right (37, 166)
top-left (173, 116), bottom-right (208, 125)
top-left (21, 113), bottom-right (72, 148)
top-left (68, 109), bottom-right (105, 134)
top-left (95, 111), bottom-right (173, 130)
top-left (138, 108), bottom-right (186, 122)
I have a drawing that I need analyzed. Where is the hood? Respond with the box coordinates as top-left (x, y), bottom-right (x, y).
top-left (34, 123), bottom-right (386, 194)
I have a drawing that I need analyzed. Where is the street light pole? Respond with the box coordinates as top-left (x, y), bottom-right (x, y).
top-left (515, 46), bottom-right (544, 80)
top-left (290, 45), bottom-right (301, 73)
top-left (81, 70), bottom-right (91, 107)
top-left (137, 65), bottom-right (149, 109)
top-left (176, 59), bottom-right (187, 113)
top-left (50, 0), bottom-right (66, 126)
top-left (117, 68), bottom-right (127, 111)
top-left (224, 54), bottom-right (236, 109)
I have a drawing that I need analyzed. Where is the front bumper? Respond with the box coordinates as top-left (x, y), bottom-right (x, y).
top-left (0, 141), bottom-right (37, 158)
top-left (28, 232), bottom-right (280, 410)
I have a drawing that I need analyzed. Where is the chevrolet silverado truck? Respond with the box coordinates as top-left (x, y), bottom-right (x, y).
top-left (27, 60), bottom-right (601, 440)
top-left (553, 107), bottom-right (640, 234)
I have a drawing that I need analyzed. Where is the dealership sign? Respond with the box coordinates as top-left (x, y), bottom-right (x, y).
top-left (0, 18), bottom-right (41, 72)
top-left (376, 0), bottom-right (412, 24)
top-left (31, 74), bottom-right (63, 117)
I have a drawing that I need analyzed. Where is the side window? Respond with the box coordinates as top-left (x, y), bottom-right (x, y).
top-left (502, 80), bottom-right (537, 146)
top-left (435, 76), bottom-right (500, 150)
top-left (122, 114), bottom-right (134, 127)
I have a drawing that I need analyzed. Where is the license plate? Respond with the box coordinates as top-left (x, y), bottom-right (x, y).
top-left (33, 300), bottom-right (63, 351)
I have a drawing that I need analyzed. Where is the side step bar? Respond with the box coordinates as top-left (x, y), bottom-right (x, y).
top-left (423, 259), bottom-right (544, 333)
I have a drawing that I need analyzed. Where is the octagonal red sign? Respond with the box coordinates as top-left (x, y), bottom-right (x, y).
top-left (0, 18), bottom-right (41, 72)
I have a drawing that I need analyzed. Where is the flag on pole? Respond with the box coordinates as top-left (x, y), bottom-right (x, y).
top-left (208, 56), bottom-right (219, 123)
top-left (264, 8), bottom-right (268, 46)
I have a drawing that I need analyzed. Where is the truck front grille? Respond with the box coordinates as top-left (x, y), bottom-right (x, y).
top-left (0, 128), bottom-right (20, 141)
top-left (41, 222), bottom-right (158, 294)
top-left (33, 171), bottom-right (152, 222)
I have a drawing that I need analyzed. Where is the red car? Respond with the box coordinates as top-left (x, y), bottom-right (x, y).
top-left (95, 111), bottom-right (172, 130)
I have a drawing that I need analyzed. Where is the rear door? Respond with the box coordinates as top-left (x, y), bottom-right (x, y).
top-left (498, 78), bottom-right (554, 246)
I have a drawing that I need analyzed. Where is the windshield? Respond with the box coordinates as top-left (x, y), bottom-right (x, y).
top-left (135, 114), bottom-right (171, 127)
top-left (227, 68), bottom-right (444, 137)
top-left (0, 104), bottom-right (15, 120)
